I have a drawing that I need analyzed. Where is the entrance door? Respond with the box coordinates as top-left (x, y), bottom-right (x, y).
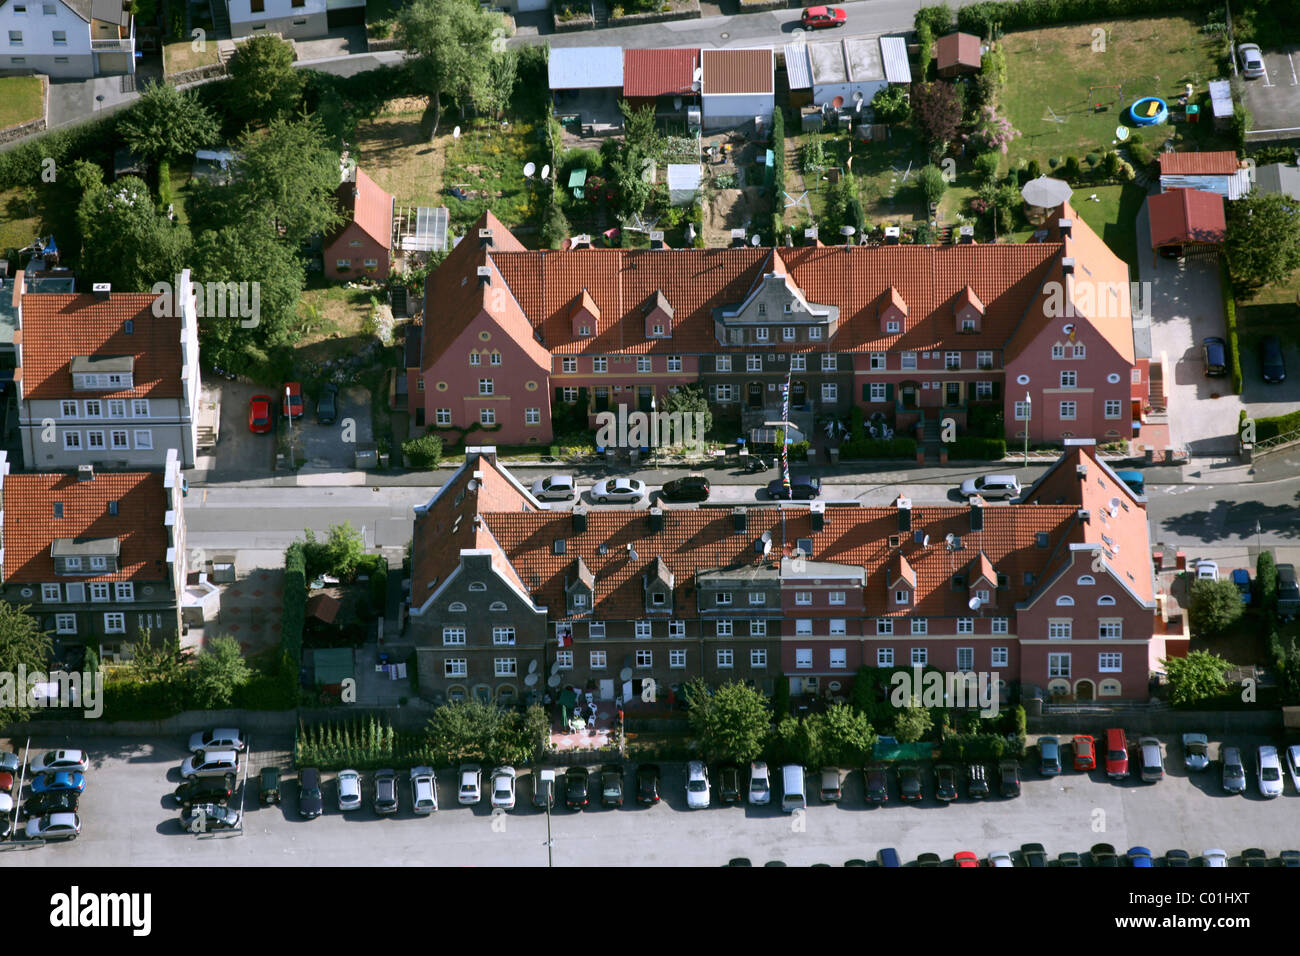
top-left (599, 679), bottom-right (615, 701)
top-left (638, 387), bottom-right (653, 413)
top-left (594, 387), bottom-right (610, 413)
top-left (901, 384), bottom-right (917, 409)
top-left (748, 382), bottom-right (764, 408)
top-left (1075, 679), bottom-right (1095, 701)
top-left (791, 381), bottom-right (807, 407)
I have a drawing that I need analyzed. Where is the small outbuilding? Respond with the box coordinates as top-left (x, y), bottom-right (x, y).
top-left (1254, 163), bottom-right (1300, 201)
top-left (935, 32), bottom-right (981, 78)
top-left (1146, 187), bottom-right (1226, 264)
top-left (1158, 150), bottom-right (1251, 200)
top-left (666, 164), bottom-right (702, 206)
top-left (700, 48), bottom-right (774, 133)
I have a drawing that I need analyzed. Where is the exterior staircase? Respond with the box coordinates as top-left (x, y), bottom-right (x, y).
top-left (209, 0), bottom-right (231, 39)
top-left (592, 0), bottom-right (609, 28)
top-left (196, 424), bottom-right (217, 450)
top-left (390, 285), bottom-right (409, 318)
top-left (920, 416), bottom-right (942, 462)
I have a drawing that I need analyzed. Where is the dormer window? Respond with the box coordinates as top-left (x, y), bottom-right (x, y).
top-left (954, 285), bottom-right (984, 333)
top-left (573, 594), bottom-right (587, 607)
top-left (571, 289), bottom-right (600, 338)
top-left (895, 589), bottom-right (909, 604)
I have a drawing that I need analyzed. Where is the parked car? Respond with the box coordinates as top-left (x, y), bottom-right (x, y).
top-left (410, 767), bottom-right (438, 814)
top-left (1038, 736), bottom-right (1062, 775)
top-left (32, 772), bottom-right (85, 795)
top-left (800, 5), bottom-right (847, 29)
top-left (1237, 42), bottom-right (1266, 78)
top-left (31, 750), bottom-right (89, 775)
top-left (530, 475), bottom-right (577, 502)
top-left (1257, 745), bottom-right (1283, 798)
top-left (747, 761), bottom-right (769, 805)
top-left (1277, 563), bottom-right (1300, 616)
top-left (1231, 569), bottom-right (1252, 605)
top-left (25, 812), bottom-right (80, 841)
top-left (1260, 334), bottom-right (1287, 384)
top-left (954, 850), bottom-right (980, 868)
top-left (373, 769), bottom-right (398, 814)
top-left (188, 728), bottom-right (245, 753)
top-left (1127, 846), bottom-right (1153, 868)
top-left (282, 381), bottom-right (304, 420)
top-left (565, 766), bottom-right (591, 810)
top-left (934, 763), bottom-right (958, 802)
top-left (767, 474), bottom-right (821, 500)
top-left (24, 790), bottom-right (78, 818)
top-left (600, 765), bottom-right (624, 808)
top-left (458, 764), bottom-right (482, 805)
top-left (1286, 745), bottom-right (1300, 793)
top-left (1138, 737), bottom-right (1164, 782)
top-left (180, 750), bottom-right (239, 781)
top-left (0, 751), bottom-right (18, 791)
top-left (1058, 852), bottom-right (1083, 867)
top-left (174, 778), bottom-right (232, 811)
top-left (916, 852), bottom-right (943, 868)
top-left (1021, 843), bottom-right (1048, 868)
top-left (897, 764), bottom-right (923, 801)
top-left (1165, 849), bottom-right (1192, 868)
top-left (1104, 728), bottom-right (1129, 779)
top-left (315, 383), bottom-right (339, 425)
top-left (259, 768), bottom-right (281, 807)
top-left (181, 803), bottom-right (241, 832)
top-left (1114, 470), bottom-right (1145, 496)
top-left (337, 769), bottom-right (362, 811)
top-left (1202, 336), bottom-right (1228, 377)
top-left (967, 763), bottom-right (990, 799)
top-left (959, 474), bottom-right (1021, 501)
top-left (685, 761), bottom-right (710, 809)
top-left (533, 769), bottom-right (556, 810)
top-left (1089, 843), bottom-right (1120, 867)
top-left (1195, 559), bottom-right (1219, 581)
top-left (1202, 848), bottom-right (1228, 868)
top-left (1221, 746), bottom-right (1247, 793)
top-left (298, 768), bottom-right (324, 819)
top-left (818, 767), bottom-right (842, 803)
top-left (865, 764), bottom-right (889, 804)
top-left (659, 475), bottom-right (710, 503)
top-left (591, 477), bottom-right (646, 504)
top-left (1072, 734), bottom-right (1097, 771)
top-left (999, 760), bottom-right (1021, 798)
top-left (1280, 850), bottom-right (1300, 868)
top-left (1182, 733), bottom-right (1210, 771)
top-left (1242, 847), bottom-right (1271, 867)
top-left (988, 850), bottom-right (1014, 868)
top-left (635, 764), bottom-right (661, 805)
top-left (717, 764), bottom-right (741, 804)
top-left (490, 766), bottom-right (516, 810)
top-left (247, 395), bottom-right (273, 434)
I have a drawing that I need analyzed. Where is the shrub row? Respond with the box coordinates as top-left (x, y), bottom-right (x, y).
top-left (939, 732), bottom-right (1008, 761)
top-left (0, 114), bottom-right (120, 191)
top-left (839, 437), bottom-right (918, 459)
top-left (282, 542), bottom-right (307, 670)
top-left (770, 106), bottom-right (785, 243)
top-left (947, 436), bottom-right (1007, 460)
top-left (294, 716), bottom-right (434, 771)
top-left (949, 0), bottom-right (1212, 35)
top-left (1219, 257), bottom-right (1243, 395)
top-left (1253, 409), bottom-right (1300, 443)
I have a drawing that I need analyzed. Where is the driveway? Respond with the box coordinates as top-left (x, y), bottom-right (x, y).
top-left (1137, 204), bottom-right (1243, 456)
top-left (208, 380), bottom-right (276, 479)
top-left (1241, 45), bottom-right (1300, 141)
top-left (301, 385), bottom-right (373, 469)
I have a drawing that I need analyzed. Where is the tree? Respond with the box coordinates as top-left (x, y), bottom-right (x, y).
top-left (918, 164), bottom-right (947, 205)
top-left (189, 635), bottom-right (252, 709)
top-left (973, 151), bottom-right (1000, 184)
top-left (871, 85), bottom-right (910, 125)
top-left (470, 47), bottom-right (518, 120)
top-left (126, 630), bottom-right (191, 684)
top-left (77, 174), bottom-right (191, 292)
top-left (399, 0), bottom-right (503, 137)
top-left (603, 136), bottom-right (654, 221)
top-left (893, 703), bottom-right (933, 743)
top-left (685, 679), bottom-right (771, 763)
top-left (0, 601), bottom-right (54, 726)
top-left (909, 81), bottom-right (962, 157)
top-left (620, 100), bottom-right (665, 158)
top-left (768, 715), bottom-right (821, 766)
top-left (810, 703), bottom-right (876, 766)
top-left (1188, 577), bottom-right (1245, 637)
top-left (302, 522), bottom-right (366, 580)
top-left (227, 35), bottom-right (305, 127)
top-left (971, 105), bottom-right (1020, 155)
top-left (229, 116), bottom-right (343, 246)
top-left (426, 697), bottom-right (508, 764)
top-left (403, 432), bottom-right (444, 469)
top-left (1257, 550), bottom-right (1278, 612)
top-left (119, 81), bottom-right (219, 165)
top-left (1162, 650), bottom-right (1232, 707)
top-left (1225, 192), bottom-right (1300, 294)
top-left (662, 383), bottom-right (712, 444)
top-left (539, 198), bottom-right (570, 249)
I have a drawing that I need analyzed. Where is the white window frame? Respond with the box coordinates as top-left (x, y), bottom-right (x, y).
top-left (492, 627), bottom-right (516, 645)
top-left (114, 582), bottom-right (133, 602)
top-left (63, 431), bottom-right (81, 450)
top-left (945, 351), bottom-right (961, 370)
top-left (1048, 620), bottom-right (1072, 639)
top-left (1048, 653), bottom-right (1071, 678)
top-left (957, 618), bottom-right (973, 634)
top-left (957, 647), bottom-right (974, 672)
top-left (668, 620), bottom-right (685, 638)
top-left (992, 617), bottom-right (1009, 634)
top-left (635, 649), bottom-right (653, 669)
top-left (895, 589), bottom-right (909, 605)
top-left (911, 618), bottom-right (927, 635)
top-left (900, 352), bottom-right (917, 370)
top-left (103, 612), bottom-right (125, 634)
top-left (870, 352), bottom-right (886, 370)
top-left (42, 584), bottom-right (60, 603)
top-left (795, 591), bottom-right (812, 605)
top-left (1060, 370), bottom-right (1077, 388)
top-left (1098, 652), bottom-right (1122, 673)
top-left (525, 407), bottom-right (540, 425)
top-left (877, 648), bottom-right (894, 667)
top-left (828, 591), bottom-right (845, 605)
top-left (469, 352), bottom-right (481, 366)
top-left (715, 355), bottom-right (731, 372)
top-left (590, 651), bottom-right (607, 669)
top-left (1059, 401), bottom-right (1077, 421)
top-left (86, 430), bottom-right (105, 449)
top-left (494, 658), bottom-right (518, 677)
top-left (821, 382), bottom-right (838, 402)
top-left (592, 358), bottom-right (608, 373)
top-left (1014, 401), bottom-right (1030, 421)
top-left (555, 650), bottom-right (573, 670)
top-left (131, 399), bottom-right (149, 417)
top-left (715, 591), bottom-right (732, 606)
top-left (479, 408), bottom-right (496, 426)
top-left (110, 430), bottom-right (129, 450)
top-left (877, 618), bottom-right (893, 635)
top-left (991, 646), bottom-right (1009, 667)
top-left (133, 430), bottom-right (152, 449)
top-left (589, 621), bottom-right (606, 639)
top-left (635, 621), bottom-right (652, 639)
top-left (870, 383), bottom-right (886, 402)
top-left (445, 659), bottom-right (467, 678)
top-left (747, 355), bottom-right (761, 372)
top-left (791, 355), bottom-right (806, 371)
top-left (795, 649), bottom-right (813, 669)
top-left (755, 327), bottom-right (769, 342)
top-left (829, 619), bottom-right (846, 636)
top-left (442, 627), bottom-right (466, 646)
top-left (821, 354), bottom-right (837, 373)
top-left (55, 614), bottom-right (76, 635)
top-left (667, 356), bottom-right (682, 372)
top-left (60, 400), bottom-right (77, 417)
top-left (668, 649), bottom-right (685, 669)
top-left (750, 648), bottom-right (767, 668)
top-left (808, 327), bottom-right (822, 340)
top-left (1098, 620), bottom-right (1122, 639)
top-left (637, 357), bottom-right (651, 373)
top-left (715, 620), bottom-right (732, 637)
top-left (1051, 344), bottom-right (1065, 359)
top-left (829, 648), bottom-right (847, 669)
top-left (1104, 399), bottom-right (1122, 419)
top-left (795, 619), bottom-right (812, 636)
top-left (716, 383), bottom-right (733, 402)
top-left (749, 620), bottom-right (767, 637)
top-left (910, 647), bottom-right (928, 666)
top-left (562, 357), bottom-right (577, 373)
top-left (716, 649), bottom-right (734, 669)
top-left (90, 583), bottom-right (110, 603)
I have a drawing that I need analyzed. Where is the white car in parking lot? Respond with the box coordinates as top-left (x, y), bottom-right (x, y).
top-left (1287, 745), bottom-right (1300, 793)
top-left (531, 475), bottom-right (577, 501)
top-left (1202, 848), bottom-right (1228, 868)
top-left (1195, 560), bottom-right (1219, 581)
top-left (686, 761), bottom-right (710, 809)
top-left (1257, 746), bottom-right (1283, 798)
top-left (188, 729), bottom-right (245, 753)
top-left (411, 767), bottom-right (438, 814)
top-left (459, 764), bottom-right (482, 805)
top-left (748, 761), bottom-right (771, 805)
top-left (26, 812), bottom-right (80, 841)
top-left (591, 478), bottom-right (646, 504)
top-left (337, 769), bottom-right (362, 811)
top-left (31, 750), bottom-right (89, 775)
top-left (1237, 42), bottom-right (1265, 79)
top-left (490, 767), bottom-right (516, 809)
top-left (988, 850), bottom-right (1014, 868)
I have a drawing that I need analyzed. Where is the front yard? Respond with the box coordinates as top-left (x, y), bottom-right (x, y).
top-left (162, 40), bottom-right (220, 76)
top-left (0, 76), bottom-right (43, 129)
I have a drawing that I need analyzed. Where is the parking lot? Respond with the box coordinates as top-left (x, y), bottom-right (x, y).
top-left (1240, 45), bottom-right (1300, 138)
top-left (2, 733), bottom-right (1298, 866)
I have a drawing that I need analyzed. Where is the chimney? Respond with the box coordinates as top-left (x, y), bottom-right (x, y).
top-left (896, 496), bottom-right (911, 532)
top-left (93, 282), bottom-right (111, 301)
top-left (467, 446), bottom-right (497, 467)
top-left (1077, 508), bottom-right (1090, 523)
top-left (77, 464), bottom-right (95, 482)
top-left (478, 228), bottom-right (494, 249)
top-left (476, 265), bottom-right (492, 288)
top-left (810, 500), bottom-right (825, 532)
top-left (732, 507), bottom-right (747, 535)
top-left (1058, 218), bottom-right (1073, 238)
top-left (572, 507), bottom-right (587, 534)
top-left (730, 229), bottom-right (748, 249)
top-left (648, 507), bottom-right (664, 533)
top-left (1061, 257), bottom-right (1075, 276)
top-left (884, 226), bottom-right (901, 245)
top-left (649, 231), bottom-right (665, 250)
top-left (969, 499), bottom-right (983, 532)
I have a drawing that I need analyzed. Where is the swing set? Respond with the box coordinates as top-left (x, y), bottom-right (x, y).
top-left (1088, 84), bottom-right (1123, 113)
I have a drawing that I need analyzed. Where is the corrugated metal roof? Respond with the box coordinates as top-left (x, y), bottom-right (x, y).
top-left (880, 36), bottom-right (911, 84)
top-left (623, 48), bottom-right (698, 98)
top-left (784, 43), bottom-right (812, 90)
top-left (548, 46), bottom-right (625, 90)
top-left (702, 49), bottom-right (773, 95)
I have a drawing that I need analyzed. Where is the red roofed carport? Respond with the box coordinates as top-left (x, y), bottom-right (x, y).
top-left (1147, 188), bottom-right (1226, 265)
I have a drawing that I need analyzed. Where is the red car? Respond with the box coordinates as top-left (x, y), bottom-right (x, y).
top-left (1104, 728), bottom-right (1129, 779)
top-left (248, 395), bottom-right (273, 434)
top-left (1072, 734), bottom-right (1097, 771)
top-left (801, 5), bottom-right (847, 29)
top-left (282, 382), bottom-right (304, 420)
top-left (954, 851), bottom-right (980, 868)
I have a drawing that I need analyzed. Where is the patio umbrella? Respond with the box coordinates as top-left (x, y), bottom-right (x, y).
top-left (1020, 175), bottom-right (1073, 209)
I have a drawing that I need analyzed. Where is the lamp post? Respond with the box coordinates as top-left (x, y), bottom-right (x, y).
top-left (285, 386), bottom-right (293, 438)
top-left (1023, 392), bottom-right (1031, 468)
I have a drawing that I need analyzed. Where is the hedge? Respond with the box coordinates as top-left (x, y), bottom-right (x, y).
top-left (0, 114), bottom-right (120, 191)
top-left (950, 0), bottom-right (1213, 35)
top-left (948, 436), bottom-right (1007, 459)
top-left (282, 542), bottom-right (307, 670)
top-left (1253, 409), bottom-right (1300, 443)
top-left (1219, 257), bottom-right (1243, 395)
top-left (839, 436), bottom-right (918, 459)
top-left (770, 106), bottom-right (785, 242)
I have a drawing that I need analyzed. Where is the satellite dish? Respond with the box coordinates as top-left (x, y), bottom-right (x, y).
top-left (968, 596), bottom-right (983, 610)
top-left (922, 535), bottom-right (930, 547)
top-left (750, 234), bottom-right (761, 246)
top-left (524, 673), bottom-right (539, 687)
top-left (541, 164), bottom-right (550, 180)
top-left (1115, 126), bottom-right (1129, 141)
top-left (453, 126), bottom-right (461, 139)
top-left (945, 533), bottom-right (955, 547)
top-left (840, 225), bottom-right (856, 237)
top-left (832, 95), bottom-right (845, 109)
top-left (853, 90), bottom-right (864, 103)
top-left (523, 162), bottom-right (536, 178)
top-left (466, 479), bottom-right (478, 492)
top-left (528, 659), bottom-right (538, 675)
top-left (547, 674), bottom-right (562, 688)
top-left (619, 667), bottom-right (634, 681)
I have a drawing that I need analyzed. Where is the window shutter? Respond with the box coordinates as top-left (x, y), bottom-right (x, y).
top-left (862, 384), bottom-right (870, 402)
top-left (555, 387), bottom-right (564, 404)
top-left (885, 384), bottom-right (894, 403)
top-left (708, 384), bottom-right (716, 400)
top-left (968, 382), bottom-right (976, 401)
top-left (990, 381), bottom-right (1001, 400)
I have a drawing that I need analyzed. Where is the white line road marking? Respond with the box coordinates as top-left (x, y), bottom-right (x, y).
top-left (1289, 52), bottom-right (1298, 85)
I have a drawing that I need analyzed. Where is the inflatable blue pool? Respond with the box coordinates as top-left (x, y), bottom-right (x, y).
top-left (1128, 96), bottom-right (1168, 126)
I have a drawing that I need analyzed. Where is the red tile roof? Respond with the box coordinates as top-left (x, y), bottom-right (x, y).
top-left (2, 472), bottom-right (169, 583)
top-left (1158, 151), bottom-right (1240, 177)
top-left (17, 293), bottom-right (183, 400)
top-left (702, 48), bottom-right (773, 95)
top-left (936, 32), bottom-right (981, 70)
top-left (329, 168), bottom-right (394, 250)
top-left (623, 48), bottom-right (699, 99)
top-left (1147, 188), bottom-right (1226, 248)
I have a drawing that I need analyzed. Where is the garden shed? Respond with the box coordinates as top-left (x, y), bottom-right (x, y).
top-left (935, 32), bottom-right (981, 78)
top-left (1146, 188), bottom-right (1226, 264)
top-left (700, 48), bottom-right (774, 132)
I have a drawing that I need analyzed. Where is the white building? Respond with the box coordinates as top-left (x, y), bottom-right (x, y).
top-left (226, 0), bottom-right (327, 40)
top-left (700, 48), bottom-right (773, 132)
top-left (0, 0), bottom-right (134, 79)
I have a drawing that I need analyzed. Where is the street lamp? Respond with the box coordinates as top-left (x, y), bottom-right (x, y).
top-left (285, 385), bottom-right (293, 438)
top-left (1023, 392), bottom-right (1031, 468)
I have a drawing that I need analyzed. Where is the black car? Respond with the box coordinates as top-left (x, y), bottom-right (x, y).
top-left (636, 764), bottom-right (661, 805)
top-left (915, 852), bottom-right (943, 868)
top-left (1242, 847), bottom-right (1271, 868)
top-left (23, 790), bottom-right (79, 818)
top-left (1021, 843), bottom-right (1048, 867)
top-left (1089, 843), bottom-right (1120, 867)
top-left (565, 766), bottom-right (590, 810)
top-left (180, 803), bottom-right (241, 833)
top-left (934, 763), bottom-right (958, 802)
top-left (864, 764), bottom-right (889, 804)
top-left (998, 760), bottom-right (1021, 798)
top-left (1058, 851), bottom-right (1083, 867)
top-left (258, 768), bottom-right (281, 807)
top-left (373, 768), bottom-right (398, 814)
top-left (1203, 336), bottom-right (1228, 377)
top-left (599, 765), bottom-right (623, 808)
top-left (1165, 849), bottom-right (1192, 868)
top-left (316, 383), bottom-right (339, 424)
top-left (659, 475), bottom-right (711, 503)
top-left (1280, 850), bottom-right (1300, 868)
top-left (967, 763), bottom-right (990, 799)
top-left (298, 768), bottom-right (324, 819)
top-left (767, 475), bottom-right (821, 500)
top-left (718, 764), bottom-right (742, 804)
top-left (897, 764), bottom-right (923, 801)
top-left (174, 778), bottom-right (233, 811)
top-left (1260, 335), bottom-right (1287, 384)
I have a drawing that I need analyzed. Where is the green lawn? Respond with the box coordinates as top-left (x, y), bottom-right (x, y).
top-left (442, 118), bottom-right (546, 233)
top-left (1069, 182), bottom-right (1148, 274)
top-left (0, 186), bottom-right (42, 254)
top-left (1235, 270), bottom-right (1300, 350)
top-left (163, 40), bottom-right (220, 75)
top-left (1001, 16), bottom-right (1227, 171)
top-left (0, 76), bottom-right (43, 130)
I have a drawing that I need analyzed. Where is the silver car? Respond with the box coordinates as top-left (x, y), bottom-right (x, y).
top-left (490, 766), bottom-right (516, 810)
top-left (531, 475), bottom-right (576, 501)
top-left (1237, 43), bottom-right (1265, 79)
top-left (1257, 746), bottom-right (1283, 798)
top-left (31, 750), bottom-right (89, 775)
top-left (188, 728), bottom-right (246, 753)
top-left (1221, 746), bottom-right (1246, 794)
top-left (748, 760), bottom-right (771, 805)
top-left (591, 477), bottom-right (646, 504)
top-left (337, 769), bottom-right (362, 811)
top-left (411, 767), bottom-right (437, 814)
top-left (1182, 733), bottom-right (1209, 771)
top-left (1287, 746), bottom-right (1300, 793)
top-left (958, 475), bottom-right (1021, 501)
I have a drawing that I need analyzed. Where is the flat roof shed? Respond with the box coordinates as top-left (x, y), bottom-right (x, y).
top-left (548, 46), bottom-right (625, 90)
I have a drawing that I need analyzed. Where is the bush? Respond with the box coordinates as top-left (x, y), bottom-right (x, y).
top-left (282, 542), bottom-right (307, 669)
top-left (157, 158), bottom-right (172, 207)
top-left (1025, 158), bottom-right (1041, 180)
top-left (1129, 141), bottom-right (1155, 168)
top-left (770, 107), bottom-right (785, 209)
top-left (918, 164), bottom-right (947, 205)
top-left (1257, 551), bottom-right (1278, 613)
top-left (948, 436), bottom-right (1006, 459)
top-left (403, 432), bottom-right (444, 469)
top-left (957, 0), bottom-right (1195, 35)
top-left (1219, 257), bottom-right (1243, 395)
top-left (1085, 151), bottom-right (1101, 168)
top-left (0, 114), bottom-right (119, 191)
top-left (916, 20), bottom-right (934, 79)
top-left (973, 151), bottom-right (1000, 184)
top-left (1101, 151), bottom-right (1121, 178)
top-left (1062, 155), bottom-right (1082, 181)
top-left (839, 437), bottom-right (918, 459)
top-left (871, 86), bottom-right (911, 126)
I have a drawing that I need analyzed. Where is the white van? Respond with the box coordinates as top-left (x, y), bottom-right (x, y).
top-left (781, 764), bottom-right (806, 813)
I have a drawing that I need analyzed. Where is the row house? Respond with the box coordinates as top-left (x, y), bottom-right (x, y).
top-left (225, 0), bottom-right (329, 40)
top-left (0, 449), bottom-right (187, 656)
top-left (412, 206), bottom-right (1142, 448)
top-left (14, 270), bottom-right (202, 471)
top-left (0, 0), bottom-right (134, 80)
top-left (403, 442), bottom-right (1160, 706)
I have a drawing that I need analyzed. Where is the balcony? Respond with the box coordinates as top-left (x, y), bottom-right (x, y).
top-left (92, 38), bottom-right (134, 54)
